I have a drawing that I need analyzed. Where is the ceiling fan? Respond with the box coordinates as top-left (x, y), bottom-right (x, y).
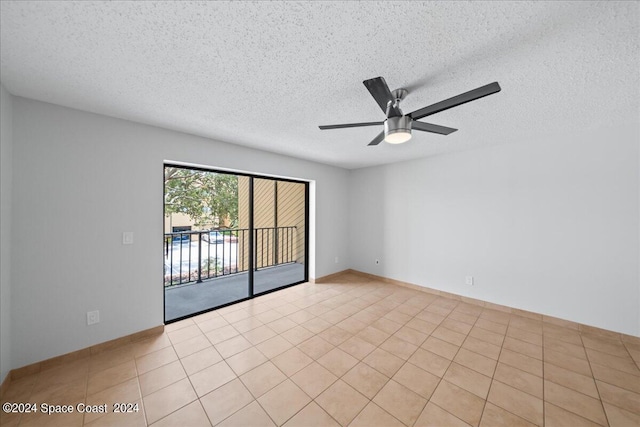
top-left (319, 77), bottom-right (501, 146)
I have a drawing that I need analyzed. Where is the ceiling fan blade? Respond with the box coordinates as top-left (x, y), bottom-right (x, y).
top-left (363, 77), bottom-right (402, 117)
top-left (409, 82), bottom-right (501, 120)
top-left (319, 121), bottom-right (383, 130)
top-left (411, 121), bottom-right (458, 135)
top-left (367, 131), bottom-right (385, 146)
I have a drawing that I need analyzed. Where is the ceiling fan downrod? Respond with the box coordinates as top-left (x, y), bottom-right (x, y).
top-left (384, 88), bottom-right (412, 143)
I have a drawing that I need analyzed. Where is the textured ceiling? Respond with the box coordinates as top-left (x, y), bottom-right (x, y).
top-left (1, 1), bottom-right (638, 169)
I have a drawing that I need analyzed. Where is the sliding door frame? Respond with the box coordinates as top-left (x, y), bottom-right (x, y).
top-left (163, 163), bottom-right (309, 324)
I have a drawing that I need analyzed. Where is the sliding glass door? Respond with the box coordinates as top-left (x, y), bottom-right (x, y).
top-left (163, 168), bottom-right (250, 322)
top-left (252, 178), bottom-right (307, 295)
top-left (163, 165), bottom-right (308, 323)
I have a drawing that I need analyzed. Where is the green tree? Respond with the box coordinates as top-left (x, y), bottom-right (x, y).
top-left (164, 167), bottom-right (238, 227)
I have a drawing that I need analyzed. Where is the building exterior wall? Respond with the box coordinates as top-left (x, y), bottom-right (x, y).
top-left (238, 177), bottom-right (305, 271)
top-left (164, 213), bottom-right (198, 233)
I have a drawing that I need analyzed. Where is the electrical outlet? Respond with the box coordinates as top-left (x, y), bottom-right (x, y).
top-left (122, 232), bottom-right (134, 245)
top-left (335, 257), bottom-right (339, 264)
top-left (465, 276), bottom-right (474, 286)
top-left (87, 310), bottom-right (100, 325)
top-left (375, 259), bottom-right (380, 265)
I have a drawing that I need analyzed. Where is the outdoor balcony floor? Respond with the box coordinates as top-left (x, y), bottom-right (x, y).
top-left (164, 262), bottom-right (305, 322)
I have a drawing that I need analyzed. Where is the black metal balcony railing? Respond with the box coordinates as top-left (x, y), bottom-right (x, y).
top-left (164, 226), bottom-right (297, 287)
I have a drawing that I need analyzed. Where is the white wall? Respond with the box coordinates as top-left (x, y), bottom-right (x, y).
top-left (10, 97), bottom-right (350, 368)
top-left (1, 84), bottom-right (13, 383)
top-left (7, 94), bottom-right (638, 375)
top-left (349, 125), bottom-right (639, 336)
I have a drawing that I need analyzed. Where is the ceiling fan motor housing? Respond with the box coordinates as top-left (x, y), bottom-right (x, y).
top-left (384, 116), bottom-right (412, 144)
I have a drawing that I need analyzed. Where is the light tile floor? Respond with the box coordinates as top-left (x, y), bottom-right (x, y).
top-left (2, 272), bottom-right (640, 426)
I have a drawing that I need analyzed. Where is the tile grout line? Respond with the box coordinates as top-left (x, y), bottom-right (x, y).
top-left (298, 282), bottom-right (393, 426)
top-left (175, 326), bottom-right (211, 427)
top-left (8, 278), bottom-right (639, 427)
top-left (485, 315), bottom-right (543, 426)
top-left (185, 281), bottom-right (637, 425)
top-left (318, 290), bottom-right (402, 427)
top-left (395, 300), bottom-right (437, 427)
top-left (134, 347), bottom-right (150, 427)
top-left (466, 304), bottom-right (493, 427)
top-left (206, 284), bottom-right (360, 426)
top-left (373, 292), bottom-right (436, 421)
top-left (314, 287), bottom-right (417, 425)
top-left (409, 297), bottom-right (466, 427)
top-left (422, 299), bottom-right (532, 426)
top-left (195, 315), bottom-right (263, 427)
top-left (621, 336), bottom-right (640, 372)
top-left (579, 332), bottom-right (610, 427)
top-left (546, 327), bottom-right (640, 422)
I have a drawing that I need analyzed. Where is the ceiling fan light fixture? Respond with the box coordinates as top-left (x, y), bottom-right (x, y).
top-left (318, 77), bottom-right (500, 147)
top-left (384, 116), bottom-right (412, 144)
top-left (384, 130), bottom-right (412, 144)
